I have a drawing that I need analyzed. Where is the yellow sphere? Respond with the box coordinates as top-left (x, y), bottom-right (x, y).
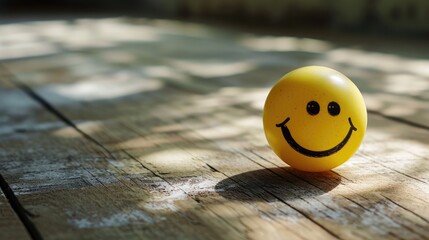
top-left (263, 66), bottom-right (367, 172)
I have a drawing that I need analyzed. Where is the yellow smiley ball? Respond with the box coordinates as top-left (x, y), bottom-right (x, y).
top-left (263, 66), bottom-right (367, 172)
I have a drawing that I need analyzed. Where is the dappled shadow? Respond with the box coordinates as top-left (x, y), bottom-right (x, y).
top-left (0, 16), bottom-right (427, 128)
top-left (0, 15), bottom-right (427, 191)
top-left (215, 167), bottom-right (342, 202)
top-left (0, 15), bottom-right (428, 193)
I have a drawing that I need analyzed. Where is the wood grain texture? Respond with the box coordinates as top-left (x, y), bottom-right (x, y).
top-left (0, 17), bottom-right (428, 240)
top-left (0, 193), bottom-right (31, 240)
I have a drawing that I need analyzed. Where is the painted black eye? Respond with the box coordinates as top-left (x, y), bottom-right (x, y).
top-left (306, 101), bottom-right (320, 115)
top-left (328, 101), bottom-right (341, 116)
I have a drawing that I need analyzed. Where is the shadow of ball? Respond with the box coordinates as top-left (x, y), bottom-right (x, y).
top-left (215, 167), bottom-right (342, 202)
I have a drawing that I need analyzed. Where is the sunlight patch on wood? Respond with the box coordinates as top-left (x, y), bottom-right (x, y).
top-left (39, 74), bottom-right (164, 102)
top-left (0, 18), bottom-right (162, 60)
top-left (240, 36), bottom-right (332, 53)
top-left (113, 135), bottom-right (184, 149)
top-left (192, 125), bottom-right (244, 140)
top-left (138, 148), bottom-right (217, 174)
top-left (326, 48), bottom-right (429, 78)
top-left (364, 92), bottom-right (429, 126)
top-left (53, 121), bottom-right (103, 138)
top-left (171, 60), bottom-right (256, 78)
top-left (140, 65), bottom-right (186, 79)
top-left (0, 42), bottom-right (58, 60)
top-left (217, 87), bottom-right (268, 110)
top-left (384, 74), bottom-right (429, 95)
top-left (326, 49), bottom-right (402, 72)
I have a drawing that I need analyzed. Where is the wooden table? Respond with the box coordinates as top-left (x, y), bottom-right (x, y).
top-left (0, 17), bottom-right (428, 240)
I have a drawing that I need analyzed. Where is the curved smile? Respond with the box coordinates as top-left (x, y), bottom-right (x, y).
top-left (276, 117), bottom-right (357, 158)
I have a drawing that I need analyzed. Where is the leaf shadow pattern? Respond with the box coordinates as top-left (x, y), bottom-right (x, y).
top-left (215, 167), bottom-right (342, 202)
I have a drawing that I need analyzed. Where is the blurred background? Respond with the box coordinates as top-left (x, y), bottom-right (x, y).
top-left (1, 0), bottom-right (429, 35)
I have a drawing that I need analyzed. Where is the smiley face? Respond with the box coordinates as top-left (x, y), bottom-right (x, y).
top-left (263, 66), bottom-right (367, 172)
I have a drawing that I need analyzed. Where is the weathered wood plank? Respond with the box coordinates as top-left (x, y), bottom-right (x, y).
top-left (0, 80), bottom-right (46, 240)
top-left (0, 193), bottom-right (31, 240)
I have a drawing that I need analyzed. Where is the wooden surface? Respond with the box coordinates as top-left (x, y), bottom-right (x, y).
top-left (0, 17), bottom-right (428, 240)
top-left (0, 193), bottom-right (31, 240)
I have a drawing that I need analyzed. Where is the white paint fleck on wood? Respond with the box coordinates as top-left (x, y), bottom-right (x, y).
top-left (68, 210), bottom-right (157, 229)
